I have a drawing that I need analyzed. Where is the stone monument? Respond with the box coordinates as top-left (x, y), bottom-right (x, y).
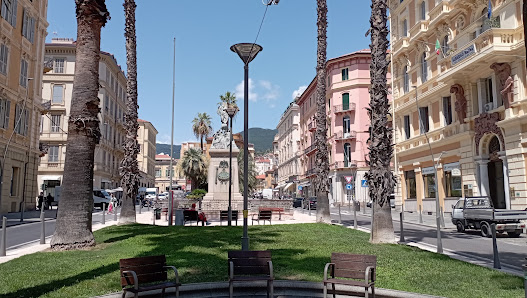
top-left (201, 103), bottom-right (244, 219)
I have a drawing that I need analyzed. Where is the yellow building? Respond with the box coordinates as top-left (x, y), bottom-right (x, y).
top-left (390, 0), bottom-right (527, 212)
top-left (0, 0), bottom-right (48, 213)
top-left (138, 119), bottom-right (157, 188)
top-left (154, 153), bottom-right (185, 192)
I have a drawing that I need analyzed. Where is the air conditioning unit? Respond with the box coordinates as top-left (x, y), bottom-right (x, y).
top-left (484, 102), bottom-right (494, 112)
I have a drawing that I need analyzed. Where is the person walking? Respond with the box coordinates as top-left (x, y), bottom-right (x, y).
top-left (45, 193), bottom-right (53, 210)
top-left (37, 192), bottom-right (44, 211)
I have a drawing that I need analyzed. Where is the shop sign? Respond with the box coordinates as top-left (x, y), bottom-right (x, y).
top-left (443, 162), bottom-right (460, 172)
top-left (451, 168), bottom-right (461, 176)
top-left (422, 166), bottom-right (435, 175)
top-left (452, 44), bottom-right (475, 66)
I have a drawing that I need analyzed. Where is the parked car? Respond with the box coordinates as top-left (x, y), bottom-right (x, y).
top-left (293, 198), bottom-right (304, 208)
top-left (303, 197), bottom-right (317, 210)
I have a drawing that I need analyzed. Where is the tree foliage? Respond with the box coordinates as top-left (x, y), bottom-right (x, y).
top-left (238, 149), bottom-right (257, 194)
top-left (191, 112), bottom-right (213, 151)
top-left (177, 148), bottom-right (208, 190)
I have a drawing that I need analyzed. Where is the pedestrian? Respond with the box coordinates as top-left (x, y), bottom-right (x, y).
top-left (37, 192), bottom-right (44, 211)
top-left (45, 193), bottom-right (53, 210)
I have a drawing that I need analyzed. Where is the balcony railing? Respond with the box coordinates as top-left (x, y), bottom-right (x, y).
top-left (308, 122), bottom-right (316, 132)
top-left (333, 160), bottom-right (358, 169)
top-left (334, 103), bottom-right (356, 113)
top-left (304, 143), bottom-right (317, 155)
top-left (428, 1), bottom-right (451, 26)
top-left (409, 20), bottom-right (429, 42)
top-left (334, 130), bottom-right (357, 140)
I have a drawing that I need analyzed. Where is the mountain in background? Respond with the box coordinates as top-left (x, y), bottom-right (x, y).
top-left (155, 127), bottom-right (277, 158)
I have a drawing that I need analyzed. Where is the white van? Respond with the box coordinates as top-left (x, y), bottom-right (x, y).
top-left (145, 187), bottom-right (158, 200)
top-left (262, 189), bottom-right (273, 200)
top-left (93, 189), bottom-right (112, 210)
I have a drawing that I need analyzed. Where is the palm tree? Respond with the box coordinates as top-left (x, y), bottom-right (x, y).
top-left (314, 0), bottom-right (331, 224)
top-left (365, 0), bottom-right (395, 243)
top-left (219, 91), bottom-right (238, 110)
top-left (51, 0), bottom-right (109, 250)
top-left (238, 149), bottom-right (257, 194)
top-left (119, 0), bottom-right (139, 225)
top-left (192, 113), bottom-right (213, 151)
top-left (177, 147), bottom-right (208, 190)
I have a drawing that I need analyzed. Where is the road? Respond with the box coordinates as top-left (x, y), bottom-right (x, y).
top-left (328, 207), bottom-right (527, 273)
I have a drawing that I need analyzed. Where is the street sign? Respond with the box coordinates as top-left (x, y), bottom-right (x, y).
top-left (346, 184), bottom-right (352, 190)
top-left (298, 186), bottom-right (303, 190)
top-left (344, 176), bottom-right (353, 183)
top-left (361, 180), bottom-right (368, 187)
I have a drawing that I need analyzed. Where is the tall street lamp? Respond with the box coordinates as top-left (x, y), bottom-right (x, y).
top-left (225, 106), bottom-right (238, 226)
top-left (231, 43), bottom-right (263, 251)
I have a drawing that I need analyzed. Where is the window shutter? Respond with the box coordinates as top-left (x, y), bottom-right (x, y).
top-left (4, 100), bottom-right (9, 129)
top-left (342, 93), bottom-right (349, 110)
top-left (12, 0), bottom-right (17, 27)
top-left (24, 109), bottom-right (28, 135)
top-left (22, 8), bottom-right (26, 37)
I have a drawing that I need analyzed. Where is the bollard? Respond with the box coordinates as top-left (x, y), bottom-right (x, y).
top-left (399, 212), bottom-right (405, 243)
top-left (308, 201), bottom-right (311, 216)
top-left (153, 209), bottom-right (156, 226)
top-left (440, 206), bottom-right (445, 228)
top-left (522, 258), bottom-right (526, 298)
top-left (401, 203), bottom-right (405, 221)
top-left (338, 203), bottom-right (342, 224)
top-left (363, 199), bottom-right (366, 214)
top-left (419, 205), bottom-right (423, 224)
top-left (102, 203), bottom-right (106, 224)
top-left (353, 200), bottom-right (357, 229)
top-left (139, 202), bottom-right (141, 214)
top-left (348, 201), bottom-right (351, 213)
top-left (0, 216), bottom-right (6, 256)
top-left (114, 205), bottom-right (118, 221)
top-left (40, 211), bottom-right (45, 244)
top-left (491, 223), bottom-right (501, 269)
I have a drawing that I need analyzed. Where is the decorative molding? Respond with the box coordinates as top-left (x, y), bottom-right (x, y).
top-left (474, 112), bottom-right (504, 155)
top-left (490, 62), bottom-right (513, 109)
top-left (450, 84), bottom-right (467, 122)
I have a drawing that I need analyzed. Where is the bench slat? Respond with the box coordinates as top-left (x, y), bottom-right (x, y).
top-left (333, 268), bottom-right (368, 280)
top-left (121, 272), bottom-right (168, 286)
top-left (231, 258), bottom-right (271, 267)
top-left (120, 263), bottom-right (166, 275)
top-left (324, 278), bottom-right (373, 287)
top-left (232, 266), bottom-right (270, 275)
top-left (332, 253), bottom-right (376, 263)
top-left (120, 255), bottom-right (166, 267)
top-left (124, 282), bottom-right (181, 293)
top-left (229, 250), bottom-right (271, 259)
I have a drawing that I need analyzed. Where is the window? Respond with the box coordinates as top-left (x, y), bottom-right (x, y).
top-left (155, 168), bottom-right (161, 177)
top-left (445, 171), bottom-right (462, 197)
top-left (342, 93), bottom-right (349, 110)
top-left (53, 58), bottom-right (64, 73)
top-left (405, 170), bottom-right (416, 199)
top-left (441, 35), bottom-right (449, 57)
top-left (104, 95), bottom-right (109, 111)
top-left (403, 66), bottom-right (409, 93)
top-left (10, 166), bottom-right (19, 196)
top-left (0, 43), bottom-right (8, 75)
top-left (52, 85), bottom-right (63, 104)
top-left (423, 173), bottom-right (436, 198)
top-left (420, 53), bottom-right (427, 83)
top-left (343, 116), bottom-right (351, 134)
top-left (403, 115), bottom-right (411, 139)
top-left (442, 96), bottom-right (452, 125)
top-left (48, 146), bottom-right (59, 162)
top-left (1, 0), bottom-right (18, 27)
top-left (483, 77), bottom-right (494, 104)
top-left (402, 19), bottom-right (408, 37)
top-left (14, 103), bottom-right (29, 136)
top-left (420, 1), bottom-right (426, 21)
top-left (19, 59), bottom-right (28, 87)
top-left (0, 98), bottom-right (10, 129)
top-left (51, 115), bottom-right (60, 133)
top-left (343, 143), bottom-right (351, 167)
top-left (419, 106), bottom-right (429, 133)
top-left (341, 68), bottom-right (349, 81)
top-left (21, 9), bottom-right (35, 43)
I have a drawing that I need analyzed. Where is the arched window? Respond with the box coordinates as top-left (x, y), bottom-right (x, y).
top-left (343, 143), bottom-right (351, 167)
top-left (342, 93), bottom-right (349, 110)
top-left (420, 1), bottom-right (426, 20)
top-left (421, 53), bottom-right (428, 83)
top-left (403, 66), bottom-right (409, 93)
top-left (343, 116), bottom-right (350, 134)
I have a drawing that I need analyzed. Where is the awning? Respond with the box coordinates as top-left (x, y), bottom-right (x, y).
top-left (112, 187), bottom-right (123, 192)
top-left (284, 182), bottom-right (295, 192)
top-left (40, 175), bottom-right (62, 181)
top-left (276, 183), bottom-right (286, 189)
top-left (105, 189), bottom-right (116, 193)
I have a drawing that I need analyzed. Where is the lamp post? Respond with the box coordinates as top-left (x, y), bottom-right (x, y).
top-left (225, 106), bottom-right (238, 226)
top-left (231, 43), bottom-right (263, 251)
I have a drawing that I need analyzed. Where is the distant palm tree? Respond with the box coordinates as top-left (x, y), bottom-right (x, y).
top-left (219, 91), bottom-right (238, 112)
top-left (177, 148), bottom-right (208, 190)
top-left (51, 0), bottom-right (109, 250)
top-left (314, 0), bottom-right (331, 224)
top-left (238, 149), bottom-right (257, 194)
top-left (365, 0), bottom-right (395, 243)
top-left (192, 112), bottom-right (213, 151)
top-left (119, 0), bottom-right (139, 225)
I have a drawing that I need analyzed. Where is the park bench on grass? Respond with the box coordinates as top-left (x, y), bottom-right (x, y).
top-left (323, 253), bottom-right (376, 298)
top-left (220, 210), bottom-right (239, 226)
top-left (260, 207), bottom-right (284, 220)
top-left (228, 250), bottom-right (274, 298)
top-left (120, 255), bottom-right (180, 298)
top-left (183, 210), bottom-right (204, 226)
top-left (252, 210), bottom-right (272, 225)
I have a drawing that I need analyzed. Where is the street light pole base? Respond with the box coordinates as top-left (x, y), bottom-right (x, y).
top-left (241, 236), bottom-right (249, 251)
top-left (228, 207), bottom-right (232, 227)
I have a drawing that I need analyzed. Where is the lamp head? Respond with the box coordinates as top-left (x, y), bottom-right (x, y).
top-left (225, 107), bottom-right (238, 118)
top-left (230, 43), bottom-right (263, 64)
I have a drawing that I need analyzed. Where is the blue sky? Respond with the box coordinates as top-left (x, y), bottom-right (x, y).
top-left (47, 0), bottom-right (372, 144)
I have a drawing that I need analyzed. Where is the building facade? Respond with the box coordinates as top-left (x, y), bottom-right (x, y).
top-left (390, 0), bottom-right (527, 212)
top-left (137, 119), bottom-right (157, 188)
top-left (273, 102), bottom-right (301, 196)
top-left (296, 50), bottom-right (374, 205)
top-left (0, 0), bottom-right (48, 213)
top-left (154, 153), bottom-right (185, 192)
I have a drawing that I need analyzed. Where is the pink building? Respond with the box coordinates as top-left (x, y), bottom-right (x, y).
top-left (297, 50), bottom-right (383, 205)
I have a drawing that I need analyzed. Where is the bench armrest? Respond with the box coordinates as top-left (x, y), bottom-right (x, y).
top-left (268, 260), bottom-right (274, 279)
top-left (229, 261), bottom-right (234, 279)
top-left (164, 265), bottom-right (179, 284)
top-left (323, 263), bottom-right (335, 280)
top-left (122, 270), bottom-right (139, 290)
top-left (365, 266), bottom-right (375, 282)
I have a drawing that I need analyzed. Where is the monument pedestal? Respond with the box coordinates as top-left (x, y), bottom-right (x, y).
top-left (202, 146), bottom-right (244, 220)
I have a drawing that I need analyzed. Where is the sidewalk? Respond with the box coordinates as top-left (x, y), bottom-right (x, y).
top-left (1, 209), bottom-right (58, 228)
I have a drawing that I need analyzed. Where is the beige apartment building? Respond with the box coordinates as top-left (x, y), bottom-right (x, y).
top-left (0, 0), bottom-right (48, 213)
top-left (154, 153), bottom-right (185, 192)
top-left (390, 0), bottom-right (527, 212)
top-left (137, 119), bottom-right (157, 188)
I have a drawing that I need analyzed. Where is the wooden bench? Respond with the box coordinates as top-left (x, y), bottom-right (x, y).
top-left (260, 207), bottom-right (284, 220)
top-left (228, 250), bottom-right (273, 298)
top-left (220, 210), bottom-right (239, 226)
top-left (252, 210), bottom-right (272, 225)
top-left (183, 210), bottom-right (204, 226)
top-left (120, 255), bottom-right (180, 298)
top-left (323, 253), bottom-right (376, 298)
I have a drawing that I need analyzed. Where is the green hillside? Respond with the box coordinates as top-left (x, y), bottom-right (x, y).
top-left (156, 144), bottom-right (181, 158)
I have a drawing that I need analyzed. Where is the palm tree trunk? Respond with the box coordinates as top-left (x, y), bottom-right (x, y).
top-left (51, 0), bottom-right (109, 250)
top-left (366, 0), bottom-right (395, 244)
top-left (201, 135), bottom-right (204, 151)
top-left (119, 0), bottom-right (139, 224)
top-left (314, 0), bottom-right (331, 224)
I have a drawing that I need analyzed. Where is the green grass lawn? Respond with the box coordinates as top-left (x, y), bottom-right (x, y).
top-left (0, 223), bottom-right (523, 298)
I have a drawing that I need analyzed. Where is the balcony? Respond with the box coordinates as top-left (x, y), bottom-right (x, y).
top-left (304, 144), bottom-right (317, 155)
top-left (334, 131), bottom-right (357, 141)
top-left (334, 103), bottom-right (356, 114)
top-left (428, 1), bottom-right (451, 27)
top-left (305, 168), bottom-right (316, 177)
top-left (392, 37), bottom-right (409, 53)
top-left (308, 122), bottom-right (316, 132)
top-left (332, 160), bottom-right (358, 170)
top-left (409, 20), bottom-right (429, 42)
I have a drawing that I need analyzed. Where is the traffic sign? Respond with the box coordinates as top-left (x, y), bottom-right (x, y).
top-left (361, 180), bottom-right (368, 187)
top-left (298, 186), bottom-right (303, 190)
top-left (344, 176), bottom-right (353, 183)
top-left (346, 184), bottom-right (352, 190)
